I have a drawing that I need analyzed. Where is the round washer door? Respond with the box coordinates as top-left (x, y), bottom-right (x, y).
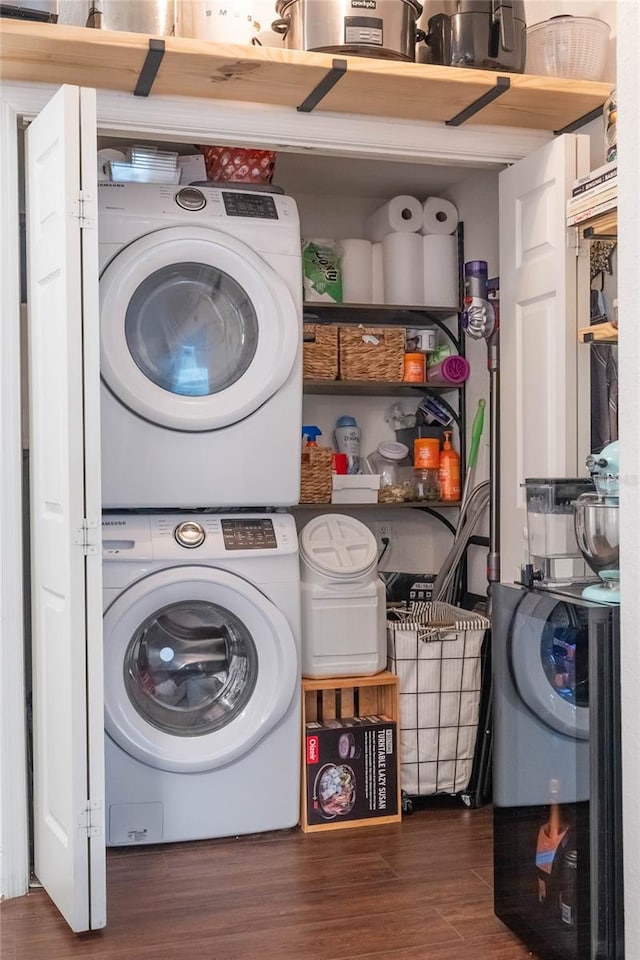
top-left (103, 566), bottom-right (298, 773)
top-left (100, 226), bottom-right (299, 431)
top-left (509, 590), bottom-right (589, 740)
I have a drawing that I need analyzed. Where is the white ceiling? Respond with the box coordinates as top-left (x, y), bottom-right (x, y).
top-left (273, 151), bottom-right (493, 200)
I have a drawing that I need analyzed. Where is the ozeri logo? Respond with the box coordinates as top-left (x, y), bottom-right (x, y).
top-left (352, 0), bottom-right (377, 8)
top-left (306, 735), bottom-right (319, 765)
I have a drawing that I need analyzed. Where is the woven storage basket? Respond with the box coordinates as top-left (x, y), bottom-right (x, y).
top-left (339, 326), bottom-right (405, 382)
top-left (303, 324), bottom-right (339, 380)
top-left (300, 446), bottom-right (333, 504)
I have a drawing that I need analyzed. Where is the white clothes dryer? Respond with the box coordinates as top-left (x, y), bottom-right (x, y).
top-left (98, 182), bottom-right (302, 508)
top-left (102, 511), bottom-right (301, 845)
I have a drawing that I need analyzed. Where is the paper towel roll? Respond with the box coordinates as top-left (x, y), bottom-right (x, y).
top-left (97, 149), bottom-right (127, 181)
top-left (421, 196), bottom-right (459, 236)
top-left (382, 233), bottom-right (424, 306)
top-left (372, 243), bottom-right (384, 304)
top-left (423, 235), bottom-right (459, 308)
top-left (340, 239), bottom-right (373, 303)
top-left (365, 195), bottom-right (422, 242)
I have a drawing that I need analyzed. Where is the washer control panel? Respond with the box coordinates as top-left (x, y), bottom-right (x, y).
top-left (103, 513), bottom-right (296, 559)
top-left (221, 518), bottom-right (277, 551)
top-left (174, 520), bottom-right (206, 548)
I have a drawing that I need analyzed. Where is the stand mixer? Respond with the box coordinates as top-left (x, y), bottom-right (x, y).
top-left (574, 440), bottom-right (620, 604)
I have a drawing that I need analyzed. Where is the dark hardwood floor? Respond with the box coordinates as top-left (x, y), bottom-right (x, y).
top-left (1, 805), bottom-right (535, 959)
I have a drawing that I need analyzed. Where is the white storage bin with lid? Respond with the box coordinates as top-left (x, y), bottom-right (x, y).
top-left (300, 514), bottom-right (386, 679)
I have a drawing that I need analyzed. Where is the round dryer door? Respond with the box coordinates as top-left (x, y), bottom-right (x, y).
top-left (100, 226), bottom-right (299, 431)
top-left (103, 567), bottom-right (298, 772)
top-left (509, 591), bottom-right (589, 741)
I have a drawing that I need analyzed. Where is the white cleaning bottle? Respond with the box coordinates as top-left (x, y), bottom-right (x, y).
top-left (334, 416), bottom-right (361, 474)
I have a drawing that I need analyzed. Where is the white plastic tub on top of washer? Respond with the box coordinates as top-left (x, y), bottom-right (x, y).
top-left (299, 514), bottom-right (386, 679)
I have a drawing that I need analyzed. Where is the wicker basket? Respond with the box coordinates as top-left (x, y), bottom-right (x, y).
top-left (303, 324), bottom-right (339, 380)
top-left (339, 326), bottom-right (405, 382)
top-left (300, 446), bottom-right (333, 504)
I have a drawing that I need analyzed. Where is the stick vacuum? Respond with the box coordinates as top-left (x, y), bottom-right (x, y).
top-left (462, 261), bottom-right (501, 599)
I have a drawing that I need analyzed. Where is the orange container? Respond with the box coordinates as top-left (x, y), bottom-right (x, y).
top-left (403, 352), bottom-right (426, 383)
top-left (414, 438), bottom-right (440, 468)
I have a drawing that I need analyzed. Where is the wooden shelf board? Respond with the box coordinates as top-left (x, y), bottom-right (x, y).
top-left (304, 379), bottom-right (457, 395)
top-left (581, 208), bottom-right (618, 238)
top-left (579, 321), bottom-right (618, 344)
top-left (302, 670), bottom-right (398, 693)
top-left (0, 20), bottom-right (614, 132)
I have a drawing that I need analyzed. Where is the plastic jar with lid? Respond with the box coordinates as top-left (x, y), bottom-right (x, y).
top-left (414, 437), bottom-right (440, 468)
top-left (413, 468), bottom-right (440, 501)
top-left (365, 441), bottom-right (410, 502)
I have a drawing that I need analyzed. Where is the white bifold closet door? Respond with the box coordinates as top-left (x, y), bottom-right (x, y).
top-left (499, 133), bottom-right (591, 584)
top-left (26, 83), bottom-right (105, 932)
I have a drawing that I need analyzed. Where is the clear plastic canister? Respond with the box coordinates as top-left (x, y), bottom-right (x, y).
top-left (413, 468), bottom-right (440, 501)
top-left (366, 441), bottom-right (410, 502)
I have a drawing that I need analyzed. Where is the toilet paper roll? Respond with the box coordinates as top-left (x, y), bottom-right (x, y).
top-left (421, 196), bottom-right (459, 236)
top-left (372, 243), bottom-right (384, 304)
top-left (97, 148), bottom-right (126, 181)
top-left (423, 235), bottom-right (459, 308)
top-left (365, 195), bottom-right (423, 242)
top-left (382, 232), bottom-right (424, 306)
top-left (339, 239), bottom-right (373, 303)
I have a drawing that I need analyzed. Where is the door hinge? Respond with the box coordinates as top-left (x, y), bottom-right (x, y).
top-left (72, 190), bottom-right (96, 229)
top-left (78, 799), bottom-right (102, 839)
top-left (567, 225), bottom-right (582, 257)
top-left (74, 517), bottom-right (99, 556)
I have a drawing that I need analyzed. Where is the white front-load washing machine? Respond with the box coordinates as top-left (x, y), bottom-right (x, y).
top-left (102, 511), bottom-right (301, 845)
top-left (99, 182), bottom-right (302, 508)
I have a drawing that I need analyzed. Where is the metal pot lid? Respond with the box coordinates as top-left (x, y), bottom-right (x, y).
top-left (300, 514), bottom-right (378, 579)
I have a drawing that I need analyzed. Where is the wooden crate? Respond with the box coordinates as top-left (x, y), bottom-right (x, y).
top-left (300, 672), bottom-right (401, 833)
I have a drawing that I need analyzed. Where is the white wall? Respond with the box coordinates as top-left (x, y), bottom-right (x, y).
top-left (292, 176), bottom-right (494, 591)
top-left (617, 3), bottom-right (640, 956)
top-left (447, 170), bottom-right (500, 592)
top-left (0, 98), bottom-right (29, 901)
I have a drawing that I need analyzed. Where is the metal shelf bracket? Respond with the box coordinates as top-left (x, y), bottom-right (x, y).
top-left (297, 59), bottom-right (347, 113)
top-left (134, 38), bottom-right (165, 98)
top-left (583, 227), bottom-right (617, 241)
top-left (446, 76), bottom-right (510, 127)
top-left (554, 103), bottom-right (607, 136)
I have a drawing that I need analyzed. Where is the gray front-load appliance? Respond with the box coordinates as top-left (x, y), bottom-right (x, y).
top-left (492, 582), bottom-right (623, 960)
top-left (493, 583), bottom-right (594, 807)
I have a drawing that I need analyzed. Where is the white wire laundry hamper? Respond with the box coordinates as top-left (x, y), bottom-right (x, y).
top-left (387, 602), bottom-right (490, 800)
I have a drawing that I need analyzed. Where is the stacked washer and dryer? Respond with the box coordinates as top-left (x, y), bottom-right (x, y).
top-left (99, 181), bottom-right (304, 845)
